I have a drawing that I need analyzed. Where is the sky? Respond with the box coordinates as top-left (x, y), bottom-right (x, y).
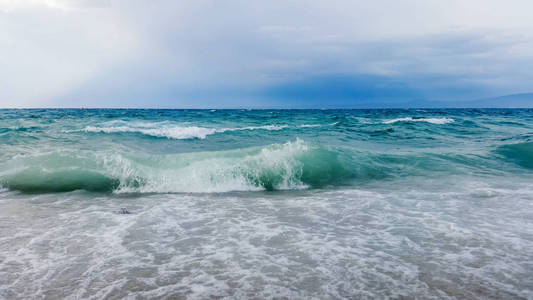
top-left (1, 0), bottom-right (533, 108)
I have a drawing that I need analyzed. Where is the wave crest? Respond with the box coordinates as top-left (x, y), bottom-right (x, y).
top-left (85, 125), bottom-right (217, 139)
top-left (84, 123), bottom-right (289, 139)
top-left (0, 139), bottom-right (352, 193)
top-left (383, 117), bottom-right (454, 125)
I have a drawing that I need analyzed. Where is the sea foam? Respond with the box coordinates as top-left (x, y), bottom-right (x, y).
top-left (383, 117), bottom-right (454, 124)
top-left (85, 125), bottom-right (217, 139)
top-left (84, 123), bottom-right (289, 139)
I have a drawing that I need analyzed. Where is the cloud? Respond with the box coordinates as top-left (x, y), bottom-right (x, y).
top-left (0, 0), bottom-right (139, 106)
top-left (1, 0), bottom-right (533, 107)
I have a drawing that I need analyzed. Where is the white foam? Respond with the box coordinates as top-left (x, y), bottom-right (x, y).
top-left (85, 125), bottom-right (216, 139)
top-left (105, 139), bottom-right (310, 193)
top-left (383, 117), bottom-right (454, 124)
top-left (470, 189), bottom-right (498, 198)
top-left (84, 123), bottom-right (289, 139)
top-left (3, 179), bottom-right (532, 299)
top-left (220, 125), bottom-right (288, 132)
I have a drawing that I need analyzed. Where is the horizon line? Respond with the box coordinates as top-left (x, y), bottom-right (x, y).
top-left (1, 107), bottom-right (533, 110)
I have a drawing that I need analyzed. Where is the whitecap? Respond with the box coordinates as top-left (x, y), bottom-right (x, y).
top-left (85, 125), bottom-right (216, 139)
top-left (383, 117), bottom-right (454, 124)
top-left (220, 125), bottom-right (288, 132)
top-left (84, 123), bottom-right (290, 139)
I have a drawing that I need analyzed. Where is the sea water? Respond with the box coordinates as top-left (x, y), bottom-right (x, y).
top-left (0, 109), bottom-right (532, 299)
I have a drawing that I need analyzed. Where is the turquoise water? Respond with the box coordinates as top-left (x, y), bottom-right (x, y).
top-left (1, 109), bottom-right (533, 298)
top-left (1, 109), bottom-right (533, 193)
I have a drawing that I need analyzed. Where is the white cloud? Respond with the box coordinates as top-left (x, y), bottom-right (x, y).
top-left (1, 0), bottom-right (533, 107)
top-left (0, 0), bottom-right (110, 11)
top-left (0, 0), bottom-right (138, 106)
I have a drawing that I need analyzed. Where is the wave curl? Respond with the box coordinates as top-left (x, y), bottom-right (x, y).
top-left (0, 139), bottom-right (352, 193)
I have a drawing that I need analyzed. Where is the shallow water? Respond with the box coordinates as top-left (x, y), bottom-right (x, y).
top-left (1, 109), bottom-right (532, 298)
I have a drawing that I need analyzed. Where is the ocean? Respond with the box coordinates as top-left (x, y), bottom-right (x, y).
top-left (1, 109), bottom-right (532, 299)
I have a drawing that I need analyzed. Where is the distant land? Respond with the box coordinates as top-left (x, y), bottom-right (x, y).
top-left (2, 93), bottom-right (532, 110)
top-left (431, 93), bottom-right (533, 108)
top-left (311, 93), bottom-right (533, 109)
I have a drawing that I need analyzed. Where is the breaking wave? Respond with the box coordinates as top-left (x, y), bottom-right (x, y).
top-left (0, 139), bottom-right (354, 193)
top-left (3, 137), bottom-right (530, 194)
